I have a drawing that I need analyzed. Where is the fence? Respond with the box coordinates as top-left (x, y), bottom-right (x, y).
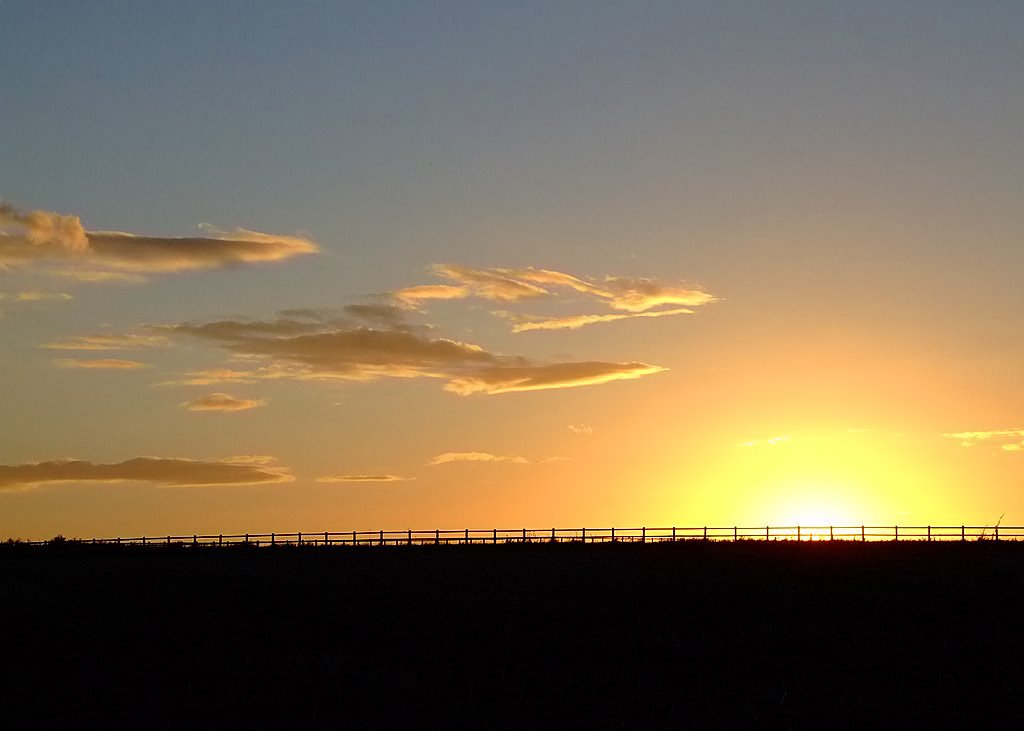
top-left (22, 524), bottom-right (1024, 547)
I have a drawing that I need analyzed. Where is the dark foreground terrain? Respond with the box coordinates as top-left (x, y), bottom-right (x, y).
top-left (2, 540), bottom-right (1023, 728)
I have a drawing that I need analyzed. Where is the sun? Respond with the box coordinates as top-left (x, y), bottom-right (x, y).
top-left (766, 478), bottom-right (862, 527)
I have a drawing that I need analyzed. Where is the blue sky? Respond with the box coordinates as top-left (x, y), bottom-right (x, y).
top-left (2, 1), bottom-right (1023, 537)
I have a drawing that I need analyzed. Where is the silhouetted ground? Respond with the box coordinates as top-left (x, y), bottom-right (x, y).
top-left (2, 540), bottom-right (1023, 728)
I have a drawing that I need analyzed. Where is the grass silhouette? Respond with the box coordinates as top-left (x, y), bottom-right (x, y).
top-left (2, 540), bottom-right (1023, 727)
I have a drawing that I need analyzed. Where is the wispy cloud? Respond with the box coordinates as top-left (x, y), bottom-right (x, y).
top-left (54, 358), bottom-right (149, 369)
top-left (42, 333), bottom-right (169, 351)
top-left (568, 424), bottom-right (593, 434)
top-left (0, 202), bottom-right (317, 279)
top-left (427, 452), bottom-right (530, 466)
top-left (392, 284), bottom-right (470, 307)
top-left (0, 291), bottom-right (73, 303)
top-left (396, 264), bottom-right (716, 316)
top-left (0, 291), bottom-right (73, 316)
top-left (156, 309), bottom-right (665, 395)
top-left (942, 429), bottom-right (1024, 451)
top-left (0, 456), bottom-right (293, 491)
top-left (508, 307), bottom-right (694, 332)
top-left (736, 435), bottom-right (791, 448)
top-left (182, 393), bottom-right (266, 412)
top-left (316, 474), bottom-right (414, 483)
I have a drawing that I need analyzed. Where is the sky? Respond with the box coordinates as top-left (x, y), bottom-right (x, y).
top-left (2, 1), bottom-right (1023, 539)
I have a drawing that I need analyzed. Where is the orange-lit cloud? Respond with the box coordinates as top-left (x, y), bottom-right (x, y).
top-left (166, 369), bottom-right (262, 386)
top-left (392, 284), bottom-right (470, 307)
top-left (508, 306), bottom-right (694, 332)
top-left (428, 452), bottom-right (530, 466)
top-left (568, 424), bottom-right (593, 434)
top-left (0, 291), bottom-right (73, 303)
top-left (158, 309), bottom-right (665, 395)
top-left (942, 429), bottom-right (1024, 451)
top-left (443, 361), bottom-right (665, 396)
top-left (398, 264), bottom-right (715, 315)
top-left (0, 456), bottom-right (293, 491)
top-left (316, 474), bottom-right (414, 483)
top-left (42, 333), bottom-right (168, 350)
top-left (737, 435), bottom-right (792, 448)
top-left (0, 202), bottom-right (317, 278)
top-left (54, 358), bottom-right (149, 369)
top-left (0, 291), bottom-right (73, 316)
top-left (182, 393), bottom-right (266, 412)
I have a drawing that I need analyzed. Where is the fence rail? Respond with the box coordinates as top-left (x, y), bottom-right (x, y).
top-left (17, 524), bottom-right (1024, 547)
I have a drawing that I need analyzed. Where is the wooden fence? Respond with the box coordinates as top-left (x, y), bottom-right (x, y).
top-left (22, 524), bottom-right (1024, 547)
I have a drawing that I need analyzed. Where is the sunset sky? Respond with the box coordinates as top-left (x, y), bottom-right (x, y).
top-left (2, 1), bottom-right (1023, 539)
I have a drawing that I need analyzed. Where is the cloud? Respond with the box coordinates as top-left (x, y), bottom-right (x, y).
top-left (509, 307), bottom-right (694, 332)
top-left (182, 393), bottom-right (266, 412)
top-left (164, 368), bottom-right (262, 386)
top-left (0, 291), bottom-right (73, 303)
top-left (942, 429), bottom-right (1024, 451)
top-left (443, 361), bottom-right (665, 396)
top-left (316, 474), bottom-right (414, 483)
top-left (427, 452), bottom-right (530, 466)
top-left (568, 424), bottom-right (593, 434)
top-left (392, 284), bottom-right (471, 307)
top-left (156, 309), bottom-right (665, 395)
top-left (0, 291), bottom-right (73, 316)
top-left (398, 264), bottom-right (715, 315)
top-left (54, 358), bottom-right (149, 369)
top-left (0, 456), bottom-right (293, 491)
top-left (736, 435), bottom-right (791, 448)
top-left (42, 333), bottom-right (169, 350)
top-left (0, 202), bottom-right (317, 278)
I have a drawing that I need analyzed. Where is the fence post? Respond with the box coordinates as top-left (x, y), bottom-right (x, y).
top-left (581, 527), bottom-right (586, 544)
top-left (193, 534), bottom-right (197, 546)
top-left (245, 533), bottom-right (249, 545)
top-left (996, 525), bottom-right (1000, 542)
top-left (766, 526), bottom-right (769, 541)
top-left (464, 528), bottom-right (469, 544)
top-left (408, 529), bottom-right (412, 546)
top-left (672, 526), bottom-right (676, 541)
top-left (611, 527), bottom-right (615, 543)
top-left (219, 533), bottom-right (223, 546)
top-left (861, 525), bottom-right (865, 542)
top-left (894, 525), bottom-right (898, 542)
top-left (352, 530), bottom-right (357, 546)
top-left (493, 528), bottom-right (497, 544)
top-left (324, 531), bottom-right (329, 546)
top-left (642, 526), bottom-right (646, 543)
top-left (435, 528), bottom-right (439, 545)
top-left (522, 527), bottom-right (527, 542)
top-left (961, 525), bottom-right (965, 541)
top-left (927, 526), bottom-right (931, 542)
top-left (703, 526), bottom-right (707, 541)
top-left (830, 526), bottom-right (834, 541)
top-left (379, 529), bottom-right (384, 546)
top-left (551, 527), bottom-right (555, 542)
top-left (797, 526), bottom-right (801, 542)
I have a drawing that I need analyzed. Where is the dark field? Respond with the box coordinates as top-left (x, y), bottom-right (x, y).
top-left (3, 541), bottom-right (1024, 728)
